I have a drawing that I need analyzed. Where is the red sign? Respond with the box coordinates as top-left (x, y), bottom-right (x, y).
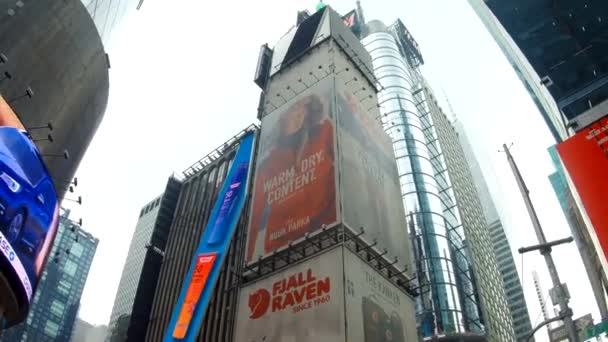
top-left (247, 268), bottom-right (331, 319)
top-left (172, 253), bottom-right (217, 338)
top-left (557, 116), bottom-right (608, 261)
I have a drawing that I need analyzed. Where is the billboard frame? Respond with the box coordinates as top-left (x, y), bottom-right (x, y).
top-left (241, 225), bottom-right (416, 298)
top-left (244, 76), bottom-right (341, 266)
top-left (235, 245), bottom-right (417, 342)
top-left (234, 246), bottom-right (346, 342)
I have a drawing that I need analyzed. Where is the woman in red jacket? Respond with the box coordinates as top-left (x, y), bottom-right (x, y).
top-left (247, 92), bottom-right (336, 263)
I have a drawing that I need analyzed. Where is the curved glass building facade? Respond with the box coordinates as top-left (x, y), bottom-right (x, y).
top-left (362, 21), bottom-right (484, 338)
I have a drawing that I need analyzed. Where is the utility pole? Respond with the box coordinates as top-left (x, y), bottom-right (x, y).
top-left (502, 143), bottom-right (579, 342)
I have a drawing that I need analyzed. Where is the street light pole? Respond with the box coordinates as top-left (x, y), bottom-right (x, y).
top-left (502, 143), bottom-right (579, 342)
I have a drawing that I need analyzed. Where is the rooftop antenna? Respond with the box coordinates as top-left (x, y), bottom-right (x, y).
top-left (441, 86), bottom-right (457, 123)
top-left (356, 0), bottom-right (366, 24)
top-left (316, 1), bottom-right (326, 11)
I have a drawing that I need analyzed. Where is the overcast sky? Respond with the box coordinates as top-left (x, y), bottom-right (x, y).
top-left (64, 1), bottom-right (599, 341)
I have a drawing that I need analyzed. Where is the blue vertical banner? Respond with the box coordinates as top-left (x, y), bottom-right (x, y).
top-left (164, 131), bottom-right (256, 342)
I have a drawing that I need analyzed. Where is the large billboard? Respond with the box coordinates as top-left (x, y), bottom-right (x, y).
top-left (165, 132), bottom-right (255, 342)
top-left (245, 78), bottom-right (338, 263)
top-left (0, 95), bottom-right (59, 324)
top-left (557, 116), bottom-right (608, 263)
top-left (234, 247), bottom-right (345, 342)
top-left (336, 85), bottom-right (412, 274)
top-left (344, 249), bottom-right (418, 342)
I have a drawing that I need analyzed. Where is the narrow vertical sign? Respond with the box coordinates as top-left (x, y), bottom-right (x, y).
top-left (165, 131), bottom-right (256, 342)
top-left (172, 253), bottom-right (217, 338)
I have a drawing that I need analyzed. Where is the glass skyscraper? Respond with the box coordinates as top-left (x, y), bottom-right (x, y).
top-left (359, 14), bottom-right (514, 341)
top-left (362, 19), bottom-right (480, 338)
top-left (426, 86), bottom-right (517, 342)
top-left (1, 208), bottom-right (98, 342)
top-left (466, 0), bottom-right (565, 142)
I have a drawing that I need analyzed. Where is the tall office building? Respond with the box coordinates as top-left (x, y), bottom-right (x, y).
top-left (548, 146), bottom-right (608, 320)
top-left (453, 119), bottom-right (534, 341)
top-left (471, 2), bottom-right (608, 329)
top-left (107, 177), bottom-right (180, 342)
top-left (71, 319), bottom-right (108, 342)
top-left (424, 85), bottom-right (516, 341)
top-left (469, 0), bottom-right (608, 139)
top-left (488, 221), bottom-right (534, 342)
top-left (150, 6), bottom-right (419, 342)
top-left (466, 0), bottom-right (565, 142)
top-left (146, 127), bottom-right (257, 341)
top-left (1, 208), bottom-right (98, 341)
top-left (532, 270), bottom-right (554, 339)
top-left (358, 13), bottom-right (513, 340)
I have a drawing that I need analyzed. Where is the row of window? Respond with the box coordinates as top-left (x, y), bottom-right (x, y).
top-left (140, 196), bottom-right (162, 217)
top-left (428, 100), bottom-right (518, 340)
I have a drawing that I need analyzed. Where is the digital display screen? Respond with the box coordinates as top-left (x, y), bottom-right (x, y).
top-left (207, 163), bottom-right (248, 245)
top-left (0, 95), bottom-right (59, 319)
top-left (557, 115), bottom-right (608, 262)
top-left (172, 253), bottom-right (217, 339)
top-left (165, 132), bottom-right (255, 342)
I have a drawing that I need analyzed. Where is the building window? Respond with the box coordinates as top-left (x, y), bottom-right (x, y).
top-left (50, 300), bottom-right (65, 317)
top-left (71, 243), bottom-right (84, 257)
top-left (44, 320), bottom-right (60, 338)
top-left (64, 260), bottom-right (78, 276)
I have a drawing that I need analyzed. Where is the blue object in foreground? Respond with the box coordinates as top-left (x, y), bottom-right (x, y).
top-left (0, 127), bottom-right (58, 302)
top-left (164, 132), bottom-right (256, 342)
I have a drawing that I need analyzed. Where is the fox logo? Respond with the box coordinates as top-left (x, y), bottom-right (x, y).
top-left (248, 288), bottom-right (270, 319)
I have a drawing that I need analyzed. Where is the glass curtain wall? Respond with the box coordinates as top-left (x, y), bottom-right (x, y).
top-left (362, 22), bottom-right (483, 337)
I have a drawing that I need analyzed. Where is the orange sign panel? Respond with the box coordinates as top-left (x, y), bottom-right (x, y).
top-left (172, 253), bottom-right (217, 339)
top-left (0, 95), bottom-right (25, 130)
top-left (557, 116), bottom-right (608, 260)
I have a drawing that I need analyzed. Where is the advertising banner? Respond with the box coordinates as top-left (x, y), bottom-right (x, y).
top-left (0, 94), bottom-right (59, 315)
top-left (336, 85), bottom-right (412, 273)
top-left (246, 78), bottom-right (338, 264)
top-left (234, 247), bottom-right (345, 342)
top-left (557, 116), bottom-right (608, 263)
top-left (344, 249), bottom-right (417, 342)
top-left (164, 132), bottom-right (255, 342)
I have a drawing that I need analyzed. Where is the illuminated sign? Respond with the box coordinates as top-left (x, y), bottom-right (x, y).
top-left (164, 132), bottom-right (255, 342)
top-left (172, 253), bottom-right (217, 339)
top-left (0, 94), bottom-right (58, 325)
top-left (0, 230), bottom-right (31, 300)
top-left (207, 164), bottom-right (248, 245)
top-left (557, 115), bottom-right (608, 264)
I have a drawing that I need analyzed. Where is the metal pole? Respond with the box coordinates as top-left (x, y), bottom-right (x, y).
top-left (503, 144), bottom-right (579, 342)
top-left (527, 315), bottom-right (567, 342)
